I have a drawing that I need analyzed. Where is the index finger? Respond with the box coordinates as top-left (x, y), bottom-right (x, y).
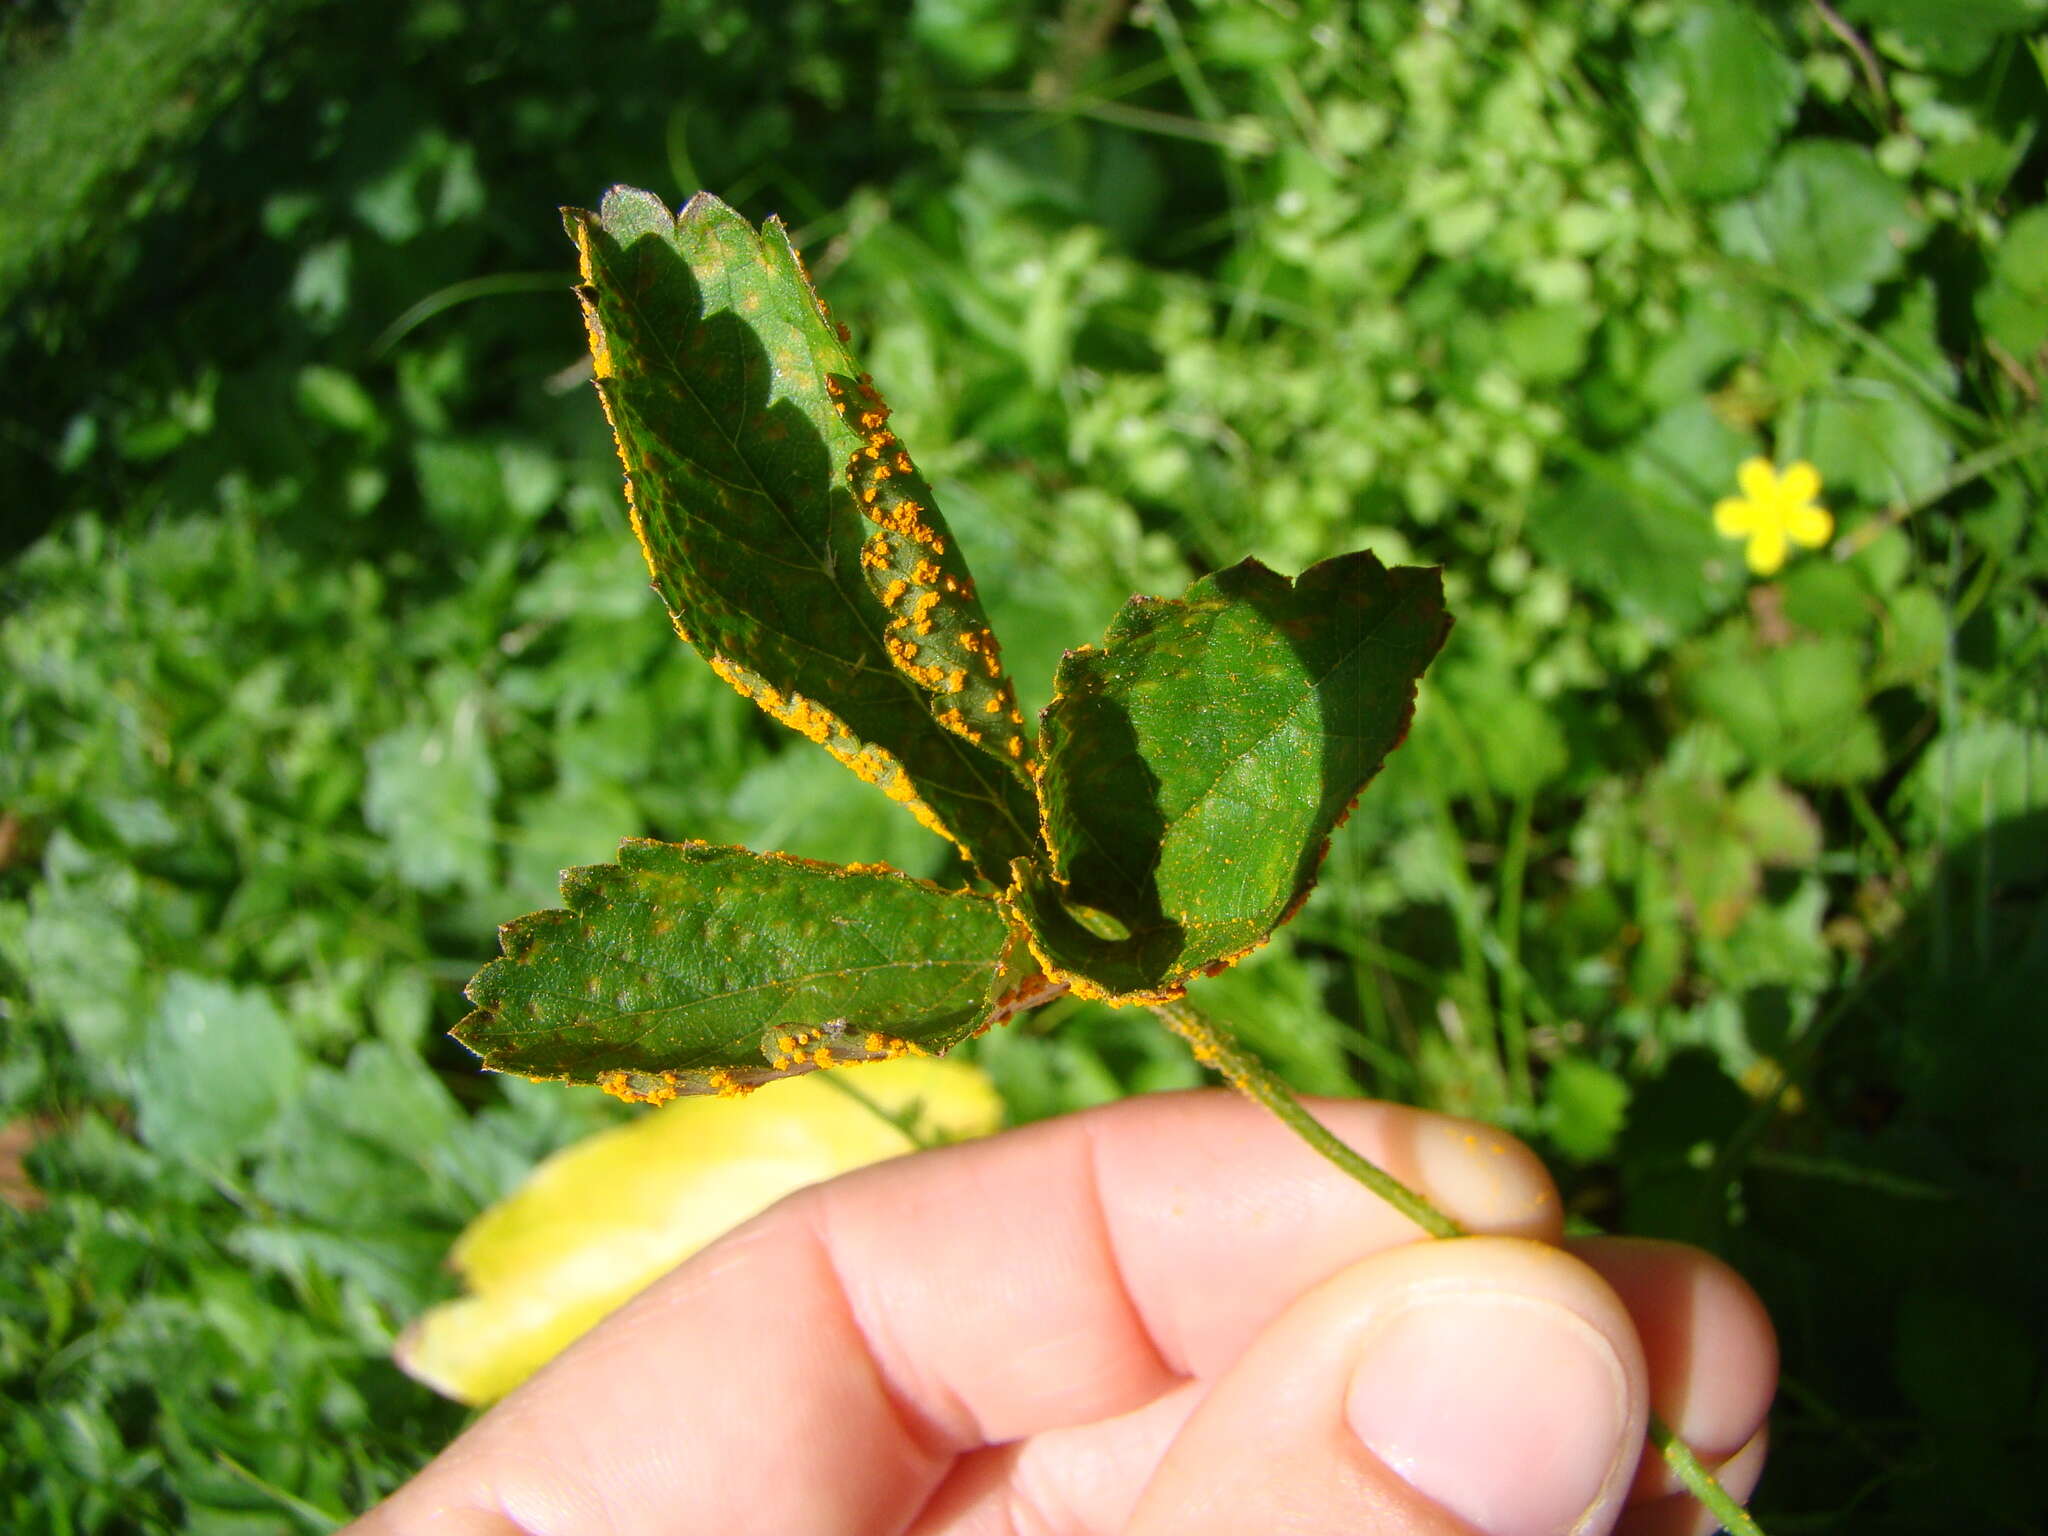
top-left (351, 1089), bottom-right (1558, 1536)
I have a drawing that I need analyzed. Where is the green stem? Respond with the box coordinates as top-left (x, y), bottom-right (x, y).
top-left (1150, 997), bottom-right (1462, 1239)
top-left (1497, 792), bottom-right (1535, 1106)
top-left (369, 271), bottom-right (569, 357)
top-left (1150, 996), bottom-right (1768, 1533)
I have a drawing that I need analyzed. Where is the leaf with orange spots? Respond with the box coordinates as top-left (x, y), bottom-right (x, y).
top-left (1007, 552), bottom-right (1450, 1002)
top-left (565, 187), bottom-right (1038, 883)
top-left (457, 839), bottom-right (1035, 1096)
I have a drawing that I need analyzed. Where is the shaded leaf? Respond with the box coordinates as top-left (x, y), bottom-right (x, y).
top-left (566, 187), bottom-right (1038, 882)
top-left (458, 839), bottom-right (1038, 1095)
top-left (397, 1056), bottom-right (1003, 1405)
top-left (1011, 553), bottom-right (1449, 1001)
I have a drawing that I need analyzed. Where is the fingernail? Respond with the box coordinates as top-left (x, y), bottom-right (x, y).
top-left (1347, 1287), bottom-right (1630, 1536)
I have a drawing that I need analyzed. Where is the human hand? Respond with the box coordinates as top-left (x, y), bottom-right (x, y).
top-left (350, 1090), bottom-right (1775, 1535)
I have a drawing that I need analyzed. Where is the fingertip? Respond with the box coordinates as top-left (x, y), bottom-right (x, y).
top-left (1388, 1106), bottom-right (1564, 1241)
top-left (1128, 1237), bottom-right (1648, 1536)
top-left (1568, 1237), bottom-right (1777, 1505)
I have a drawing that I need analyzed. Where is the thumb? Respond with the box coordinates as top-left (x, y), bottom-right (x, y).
top-left (1126, 1236), bottom-right (1648, 1536)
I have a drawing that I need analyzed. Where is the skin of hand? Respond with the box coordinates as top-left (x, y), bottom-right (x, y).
top-left (350, 1090), bottom-right (1776, 1536)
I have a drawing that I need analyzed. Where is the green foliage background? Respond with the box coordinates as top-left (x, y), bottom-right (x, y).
top-left (2, 0), bottom-right (2044, 1528)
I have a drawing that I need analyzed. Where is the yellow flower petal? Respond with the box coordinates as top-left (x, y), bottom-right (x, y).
top-left (394, 1057), bottom-right (1004, 1405)
top-left (1785, 503), bottom-right (1833, 549)
top-left (1737, 457), bottom-right (1779, 502)
top-left (1714, 496), bottom-right (1758, 537)
top-left (1745, 524), bottom-right (1788, 576)
top-left (1779, 460), bottom-right (1821, 506)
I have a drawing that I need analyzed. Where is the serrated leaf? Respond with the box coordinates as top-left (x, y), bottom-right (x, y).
top-left (458, 839), bottom-right (1043, 1096)
top-left (1010, 553), bottom-right (1450, 1001)
top-left (565, 187), bottom-right (1038, 883)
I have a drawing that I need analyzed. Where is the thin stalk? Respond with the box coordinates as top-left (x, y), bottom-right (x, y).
top-left (369, 271), bottom-right (567, 358)
top-left (1150, 998), bottom-right (1462, 1238)
top-left (1497, 793), bottom-right (1535, 1106)
top-left (1151, 996), bottom-right (1768, 1531)
top-left (1835, 421), bottom-right (2048, 557)
top-left (818, 1070), bottom-right (940, 1151)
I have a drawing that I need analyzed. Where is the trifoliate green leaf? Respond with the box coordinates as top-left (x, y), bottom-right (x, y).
top-left (565, 187), bottom-right (1039, 882)
top-left (458, 839), bottom-right (1039, 1097)
top-left (1010, 553), bottom-right (1449, 1001)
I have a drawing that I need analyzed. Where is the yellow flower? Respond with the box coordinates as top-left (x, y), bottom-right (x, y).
top-left (1714, 458), bottom-right (1833, 576)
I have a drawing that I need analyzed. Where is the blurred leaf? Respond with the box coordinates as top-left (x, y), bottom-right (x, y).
top-left (1527, 467), bottom-right (1739, 641)
top-left (565, 187), bottom-right (1039, 883)
top-left (911, 0), bottom-right (1024, 80)
top-left (133, 975), bottom-right (306, 1171)
top-left (459, 839), bottom-right (1028, 1094)
top-left (1701, 876), bottom-right (1833, 993)
top-left (1012, 553), bottom-right (1449, 1001)
top-left (1902, 718), bottom-right (2048, 884)
top-left (1631, 0), bottom-right (1803, 199)
top-left (1730, 775), bottom-right (1823, 867)
top-left (1839, 0), bottom-right (2048, 74)
top-left (1808, 379), bottom-right (1954, 505)
top-left (1541, 1053), bottom-right (1631, 1162)
top-left (1626, 396), bottom-right (1762, 508)
top-left (1716, 140), bottom-right (1926, 313)
top-left (362, 684), bottom-right (498, 895)
top-left (1682, 632), bottom-right (1885, 784)
top-left (1779, 558), bottom-right (1876, 638)
top-left (1975, 204), bottom-right (2048, 359)
top-left (1417, 644), bottom-right (1570, 801)
top-left (397, 1055), bottom-right (1002, 1404)
top-left (296, 365), bottom-right (382, 438)
top-left (19, 883), bottom-right (152, 1061)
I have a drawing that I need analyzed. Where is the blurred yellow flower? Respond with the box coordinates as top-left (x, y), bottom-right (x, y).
top-left (396, 1057), bottom-right (1003, 1405)
top-left (1714, 457), bottom-right (1832, 576)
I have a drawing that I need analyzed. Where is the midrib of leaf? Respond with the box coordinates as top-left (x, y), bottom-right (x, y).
top-left (525, 954), bottom-right (993, 1057)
